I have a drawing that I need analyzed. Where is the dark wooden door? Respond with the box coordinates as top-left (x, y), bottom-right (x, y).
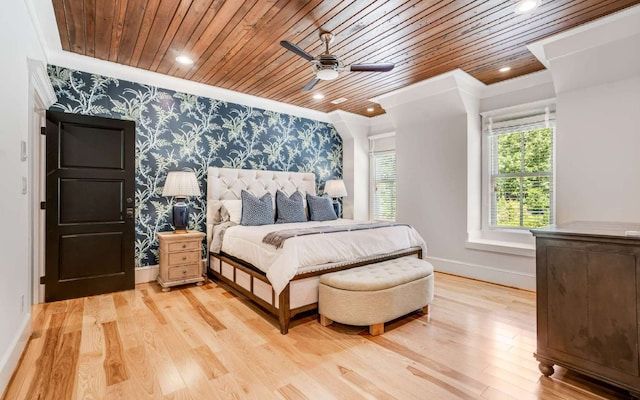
top-left (45, 110), bottom-right (135, 302)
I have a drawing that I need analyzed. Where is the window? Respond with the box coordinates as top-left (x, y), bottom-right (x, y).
top-left (370, 151), bottom-right (396, 221)
top-left (484, 107), bottom-right (555, 229)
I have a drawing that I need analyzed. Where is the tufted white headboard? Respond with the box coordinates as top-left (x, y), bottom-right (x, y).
top-left (206, 167), bottom-right (316, 251)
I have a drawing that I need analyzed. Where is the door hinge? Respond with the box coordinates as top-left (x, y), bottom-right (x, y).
top-left (40, 127), bottom-right (46, 136)
top-left (40, 276), bottom-right (45, 284)
top-left (40, 201), bottom-right (46, 210)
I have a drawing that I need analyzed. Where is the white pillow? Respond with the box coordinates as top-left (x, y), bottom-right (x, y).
top-left (221, 200), bottom-right (242, 224)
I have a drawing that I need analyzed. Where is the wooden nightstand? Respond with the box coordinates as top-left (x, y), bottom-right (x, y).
top-left (157, 231), bottom-right (205, 291)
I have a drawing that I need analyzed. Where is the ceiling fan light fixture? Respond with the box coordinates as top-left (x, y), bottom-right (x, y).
top-left (316, 69), bottom-right (340, 80)
top-left (281, 31), bottom-right (395, 92)
top-left (514, 0), bottom-right (540, 14)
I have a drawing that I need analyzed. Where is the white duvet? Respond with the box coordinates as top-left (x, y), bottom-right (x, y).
top-left (217, 219), bottom-right (427, 295)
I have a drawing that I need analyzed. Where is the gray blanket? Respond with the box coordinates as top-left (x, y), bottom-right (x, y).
top-left (262, 222), bottom-right (407, 249)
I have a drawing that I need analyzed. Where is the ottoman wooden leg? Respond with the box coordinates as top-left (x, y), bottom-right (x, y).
top-left (422, 304), bottom-right (430, 314)
top-left (370, 323), bottom-right (384, 336)
top-left (320, 315), bottom-right (333, 327)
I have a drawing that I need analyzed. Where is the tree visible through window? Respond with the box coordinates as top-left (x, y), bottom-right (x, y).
top-left (487, 111), bottom-right (554, 229)
top-left (371, 151), bottom-right (396, 221)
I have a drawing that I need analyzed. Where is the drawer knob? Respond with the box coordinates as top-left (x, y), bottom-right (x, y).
top-left (182, 269), bottom-right (187, 274)
top-left (182, 244), bottom-right (186, 249)
top-left (182, 256), bottom-right (187, 261)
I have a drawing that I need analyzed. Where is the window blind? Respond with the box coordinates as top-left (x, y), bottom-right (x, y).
top-left (484, 108), bottom-right (555, 229)
top-left (370, 151), bottom-right (397, 221)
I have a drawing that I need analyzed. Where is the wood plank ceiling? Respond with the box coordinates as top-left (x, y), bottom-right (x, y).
top-left (52, 0), bottom-right (640, 117)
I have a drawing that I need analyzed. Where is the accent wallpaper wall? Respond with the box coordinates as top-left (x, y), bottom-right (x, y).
top-left (47, 66), bottom-right (343, 268)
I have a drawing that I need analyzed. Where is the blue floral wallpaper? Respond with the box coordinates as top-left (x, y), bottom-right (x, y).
top-left (47, 66), bottom-right (343, 268)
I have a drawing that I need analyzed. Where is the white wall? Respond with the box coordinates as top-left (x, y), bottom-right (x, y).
top-left (556, 77), bottom-right (640, 223)
top-left (0, 0), bottom-right (47, 393)
top-left (530, 5), bottom-right (640, 225)
top-left (375, 73), bottom-right (538, 290)
top-left (329, 111), bottom-right (370, 220)
top-left (367, 6), bottom-right (640, 291)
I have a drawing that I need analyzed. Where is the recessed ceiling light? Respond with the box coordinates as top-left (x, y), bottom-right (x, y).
top-left (514, 0), bottom-right (540, 14)
top-left (367, 107), bottom-right (374, 112)
top-left (331, 97), bottom-right (348, 104)
top-left (312, 93), bottom-right (325, 100)
top-left (499, 66), bottom-right (511, 72)
top-left (175, 55), bottom-right (194, 65)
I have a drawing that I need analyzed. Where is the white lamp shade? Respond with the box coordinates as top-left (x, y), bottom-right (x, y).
top-left (162, 171), bottom-right (201, 197)
top-left (324, 179), bottom-right (347, 197)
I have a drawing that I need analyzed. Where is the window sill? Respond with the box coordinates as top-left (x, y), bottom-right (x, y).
top-left (466, 233), bottom-right (536, 258)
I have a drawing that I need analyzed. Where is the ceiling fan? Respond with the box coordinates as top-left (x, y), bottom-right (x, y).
top-left (280, 31), bottom-right (395, 92)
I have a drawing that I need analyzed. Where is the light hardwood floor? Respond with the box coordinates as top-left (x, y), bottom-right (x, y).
top-left (2, 273), bottom-right (633, 400)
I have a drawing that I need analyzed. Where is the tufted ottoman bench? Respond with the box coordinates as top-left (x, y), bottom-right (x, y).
top-left (318, 257), bottom-right (434, 335)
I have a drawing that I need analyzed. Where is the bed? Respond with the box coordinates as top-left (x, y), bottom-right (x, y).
top-left (206, 167), bottom-right (426, 334)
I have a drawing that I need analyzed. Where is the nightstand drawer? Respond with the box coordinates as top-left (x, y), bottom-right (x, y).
top-left (167, 264), bottom-right (200, 280)
top-left (168, 251), bottom-right (200, 266)
top-left (168, 240), bottom-right (200, 252)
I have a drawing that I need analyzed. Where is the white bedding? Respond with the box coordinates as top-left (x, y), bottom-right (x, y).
top-left (216, 219), bottom-right (427, 295)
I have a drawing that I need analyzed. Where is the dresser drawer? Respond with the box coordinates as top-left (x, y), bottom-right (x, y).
top-left (167, 264), bottom-right (200, 280)
top-left (168, 251), bottom-right (200, 266)
top-left (167, 240), bottom-right (200, 253)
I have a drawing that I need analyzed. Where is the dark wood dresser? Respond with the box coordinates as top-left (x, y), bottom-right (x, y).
top-left (531, 222), bottom-right (640, 397)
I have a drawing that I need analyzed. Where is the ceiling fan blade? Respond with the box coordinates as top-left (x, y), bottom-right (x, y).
top-left (280, 40), bottom-right (314, 61)
top-left (350, 63), bottom-right (395, 72)
top-left (301, 77), bottom-right (320, 92)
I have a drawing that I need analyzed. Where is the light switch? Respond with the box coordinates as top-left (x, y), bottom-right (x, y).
top-left (20, 140), bottom-right (27, 161)
top-left (21, 176), bottom-right (27, 195)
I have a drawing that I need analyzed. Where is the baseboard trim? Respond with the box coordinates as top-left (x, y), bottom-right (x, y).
top-left (0, 313), bottom-right (32, 397)
top-left (135, 265), bottom-right (159, 284)
top-left (426, 256), bottom-right (536, 291)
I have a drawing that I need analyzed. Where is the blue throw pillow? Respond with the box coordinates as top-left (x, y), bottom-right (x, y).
top-left (240, 190), bottom-right (274, 226)
top-left (276, 190), bottom-right (307, 224)
top-left (306, 193), bottom-right (337, 221)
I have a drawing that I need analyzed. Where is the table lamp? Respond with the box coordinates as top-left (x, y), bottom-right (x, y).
top-left (324, 179), bottom-right (347, 218)
top-left (162, 170), bottom-right (201, 233)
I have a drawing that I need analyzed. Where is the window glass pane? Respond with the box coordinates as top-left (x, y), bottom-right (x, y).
top-left (375, 181), bottom-right (396, 220)
top-left (524, 128), bottom-right (552, 173)
top-left (495, 177), bottom-right (521, 227)
top-left (371, 152), bottom-right (396, 221)
top-left (523, 176), bottom-right (551, 228)
top-left (487, 110), bottom-right (555, 230)
top-left (497, 132), bottom-right (522, 174)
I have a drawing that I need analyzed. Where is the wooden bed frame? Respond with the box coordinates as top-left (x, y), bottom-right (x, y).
top-left (208, 248), bottom-right (422, 334)
top-left (206, 167), bottom-right (423, 334)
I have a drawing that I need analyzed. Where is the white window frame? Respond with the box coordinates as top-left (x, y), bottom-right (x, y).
top-left (369, 132), bottom-right (396, 221)
top-left (484, 109), bottom-right (556, 231)
top-left (466, 99), bottom-right (556, 257)
top-left (369, 150), bottom-right (397, 221)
